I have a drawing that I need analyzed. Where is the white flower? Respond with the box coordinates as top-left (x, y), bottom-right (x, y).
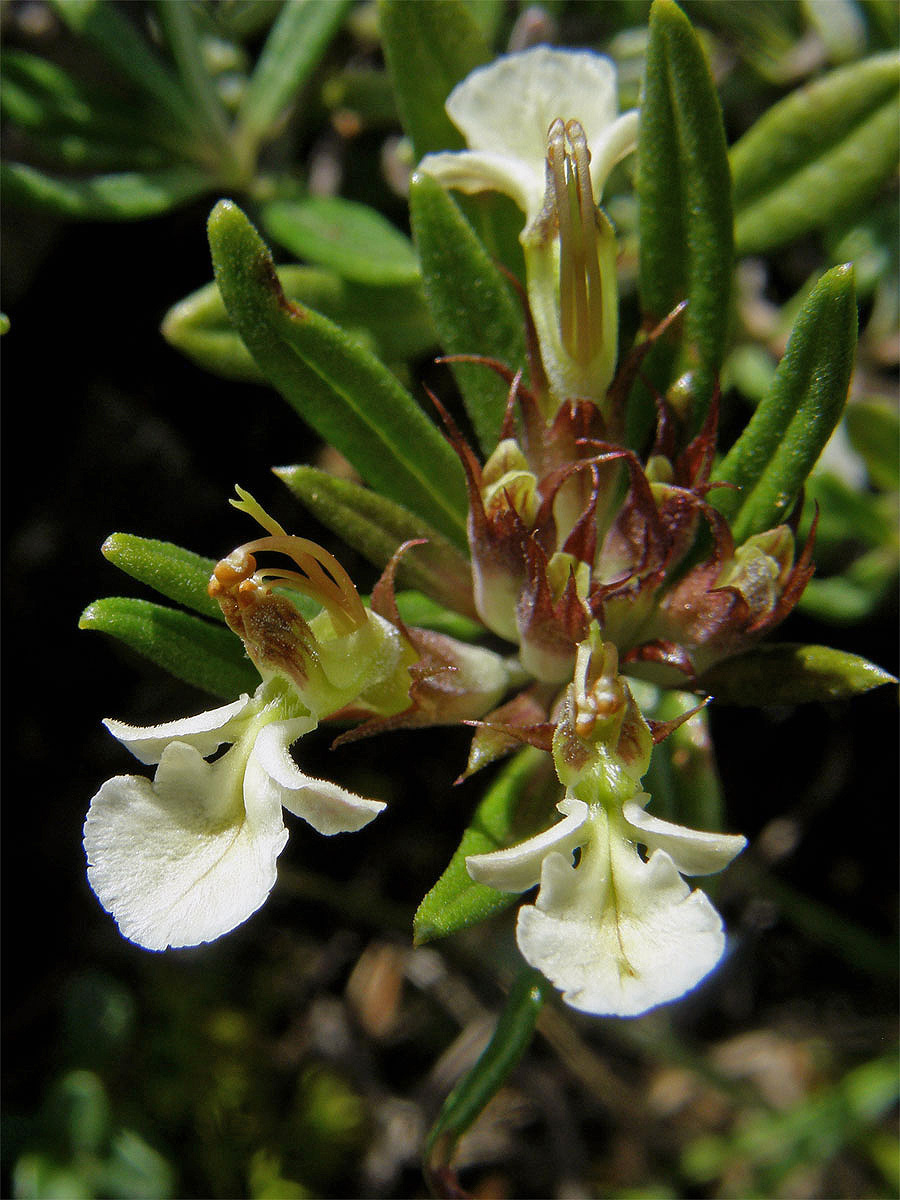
top-left (418, 46), bottom-right (638, 235)
top-left (467, 793), bottom-right (746, 1017)
top-left (84, 682), bottom-right (385, 951)
top-left (418, 46), bottom-right (638, 409)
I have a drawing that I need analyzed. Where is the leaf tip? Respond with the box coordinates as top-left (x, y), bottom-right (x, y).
top-left (208, 197), bottom-right (239, 229)
top-left (101, 533), bottom-right (123, 561)
top-left (79, 602), bottom-right (101, 630)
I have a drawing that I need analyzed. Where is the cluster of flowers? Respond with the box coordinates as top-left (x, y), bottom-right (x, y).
top-left (86, 49), bottom-right (815, 1017)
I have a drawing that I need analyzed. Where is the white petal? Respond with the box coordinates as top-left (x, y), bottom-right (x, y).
top-left (84, 741), bottom-right (287, 951)
top-left (516, 813), bottom-right (727, 1017)
top-left (588, 109), bottom-right (639, 199)
top-left (248, 718), bottom-right (386, 835)
top-left (466, 796), bottom-right (589, 893)
top-left (445, 47), bottom-right (618, 165)
top-left (416, 153), bottom-right (542, 222)
top-left (623, 797), bottom-right (747, 877)
top-left (103, 693), bottom-right (253, 765)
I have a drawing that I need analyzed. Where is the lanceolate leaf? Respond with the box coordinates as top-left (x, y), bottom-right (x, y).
top-left (50, 0), bottom-right (197, 137)
top-left (844, 400), bottom-right (900, 494)
top-left (2, 162), bottom-right (211, 220)
top-left (154, 1), bottom-right (232, 159)
top-left (262, 195), bottom-right (420, 287)
top-left (80, 598), bottom-right (259, 699)
top-left (208, 200), bottom-right (468, 547)
top-left (698, 643), bottom-right (896, 706)
top-left (100, 534), bottom-right (222, 622)
top-left (235, 0), bottom-right (352, 150)
top-left (410, 171), bottom-right (528, 455)
top-left (276, 465), bottom-right (476, 618)
top-left (377, 0), bottom-right (490, 161)
top-left (1, 49), bottom-right (168, 145)
top-left (414, 748), bottom-right (557, 945)
top-left (713, 264), bottom-right (857, 540)
top-left (799, 552), bottom-right (898, 625)
top-left (424, 967), bottom-right (550, 1196)
top-left (161, 267), bottom-right (435, 383)
top-left (637, 0), bottom-right (733, 433)
top-left (732, 54), bottom-right (900, 256)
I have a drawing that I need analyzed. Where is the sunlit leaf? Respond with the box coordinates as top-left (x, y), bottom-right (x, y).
top-left (732, 53), bottom-right (900, 255)
top-left (80, 597), bottom-right (259, 699)
top-left (162, 266), bottom-right (435, 383)
top-left (235, 0), bottom-right (352, 149)
top-left (424, 966), bottom-right (549, 1195)
top-left (100, 534), bottom-right (222, 622)
top-left (845, 400), bottom-right (900, 493)
top-left (698, 643), bottom-right (896, 705)
top-left (50, 0), bottom-right (197, 136)
top-left (713, 264), bottom-right (857, 540)
top-left (262, 195), bottom-right (420, 286)
top-left (798, 552), bottom-right (898, 624)
top-left (377, 0), bottom-right (490, 160)
top-left (208, 200), bottom-right (468, 546)
top-left (410, 171), bottom-right (527, 454)
top-left (2, 162), bottom-right (211, 220)
top-left (636, 0), bottom-right (733, 433)
top-left (414, 748), bottom-right (557, 945)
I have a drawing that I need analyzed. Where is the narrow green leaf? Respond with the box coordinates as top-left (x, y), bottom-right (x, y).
top-left (50, 0), bottom-right (197, 136)
top-left (637, 0), bottom-right (734, 431)
top-left (798, 550), bottom-right (898, 624)
top-left (217, 0), bottom-right (282, 39)
top-left (845, 400), bottom-right (900, 493)
top-left (2, 49), bottom-right (141, 135)
top-left (101, 534), bottom-right (222, 622)
top-left (80, 598), bottom-right (259, 699)
top-left (2, 162), bottom-right (211, 220)
top-left (261, 195), bottom-right (420, 286)
top-left (162, 265), bottom-right (434, 382)
top-left (208, 200), bottom-right (468, 546)
top-left (732, 54), bottom-right (900, 256)
top-left (1, 49), bottom-right (186, 164)
top-left (410, 171), bottom-right (527, 455)
top-left (414, 748), bottom-right (557, 945)
top-left (698, 643), bottom-right (896, 706)
top-left (154, 0), bottom-right (232, 157)
top-left (377, 0), bottom-right (490, 160)
top-left (425, 966), bottom-right (549, 1192)
top-left (393, 591), bottom-right (485, 641)
top-left (804, 0), bottom-right (867, 64)
top-left (275, 464), bottom-right (476, 618)
top-left (713, 264), bottom-right (857, 540)
top-left (235, 0), bottom-right (352, 148)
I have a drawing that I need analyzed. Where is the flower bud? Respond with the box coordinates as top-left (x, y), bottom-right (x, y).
top-left (552, 629), bottom-right (653, 804)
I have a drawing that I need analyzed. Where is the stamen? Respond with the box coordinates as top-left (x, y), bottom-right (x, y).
top-left (566, 121), bottom-right (604, 368)
top-left (547, 119), bottom-right (574, 356)
top-left (240, 535), bottom-right (367, 634)
top-left (229, 485), bottom-right (287, 537)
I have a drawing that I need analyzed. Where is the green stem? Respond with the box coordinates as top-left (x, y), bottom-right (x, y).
top-left (424, 967), bottom-right (550, 1197)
